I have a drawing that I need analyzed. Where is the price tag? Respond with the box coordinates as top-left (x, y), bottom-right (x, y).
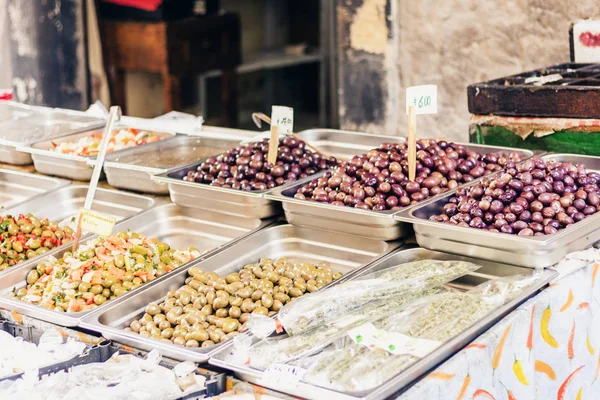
top-left (271, 106), bottom-right (294, 135)
top-left (260, 363), bottom-right (306, 388)
top-left (406, 85), bottom-right (438, 115)
top-left (77, 208), bottom-right (116, 237)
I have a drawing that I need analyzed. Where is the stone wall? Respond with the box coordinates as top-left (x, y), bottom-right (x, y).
top-left (339, 0), bottom-right (600, 142)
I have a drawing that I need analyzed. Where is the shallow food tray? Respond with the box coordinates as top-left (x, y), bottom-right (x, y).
top-left (104, 135), bottom-right (243, 194)
top-left (79, 223), bottom-right (399, 363)
top-left (395, 153), bottom-right (600, 268)
top-left (267, 142), bottom-right (535, 241)
top-left (21, 127), bottom-right (175, 181)
top-left (0, 103), bottom-right (105, 165)
top-left (209, 246), bottom-right (557, 400)
top-left (0, 202), bottom-right (269, 327)
top-left (0, 168), bottom-right (70, 209)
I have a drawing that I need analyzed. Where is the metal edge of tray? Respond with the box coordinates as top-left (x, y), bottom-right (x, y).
top-left (153, 159), bottom-right (312, 219)
top-left (208, 245), bottom-right (557, 400)
top-left (78, 222), bottom-right (401, 363)
top-left (104, 135), bottom-right (245, 194)
top-left (265, 171), bottom-right (410, 241)
top-left (394, 154), bottom-right (600, 268)
top-left (0, 168), bottom-right (71, 208)
top-left (0, 203), bottom-right (270, 328)
top-left (18, 129), bottom-right (177, 181)
top-left (264, 142), bottom-right (535, 241)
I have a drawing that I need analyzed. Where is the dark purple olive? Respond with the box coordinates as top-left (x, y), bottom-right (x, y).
top-left (574, 199), bottom-right (586, 211)
top-left (530, 200), bottom-right (544, 212)
top-left (588, 192), bottom-right (600, 206)
top-left (583, 205), bottom-right (596, 215)
top-left (500, 225), bottom-right (514, 234)
top-left (544, 225), bottom-right (558, 235)
top-left (490, 200), bottom-right (504, 213)
top-left (513, 220), bottom-right (528, 231)
top-left (519, 210), bottom-right (532, 222)
top-left (518, 228), bottom-right (534, 236)
top-left (573, 212), bottom-right (585, 222)
top-left (532, 212), bottom-right (544, 223)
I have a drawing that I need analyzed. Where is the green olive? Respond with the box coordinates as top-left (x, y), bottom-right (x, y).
top-left (222, 318), bottom-right (239, 333)
top-left (115, 255), bottom-right (125, 268)
top-left (29, 239), bottom-right (41, 250)
top-left (7, 224), bottom-right (19, 236)
top-left (26, 270), bottom-right (39, 285)
top-left (102, 288), bottom-right (111, 298)
top-left (114, 287), bottom-right (128, 297)
top-left (146, 303), bottom-right (161, 315)
top-left (94, 294), bottom-right (107, 305)
top-left (130, 320), bottom-right (142, 332)
top-left (161, 328), bottom-right (174, 339)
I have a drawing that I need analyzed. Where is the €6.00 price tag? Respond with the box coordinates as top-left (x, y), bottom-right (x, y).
top-left (271, 106), bottom-right (294, 135)
top-left (78, 208), bottom-right (116, 237)
top-left (406, 85), bottom-right (438, 115)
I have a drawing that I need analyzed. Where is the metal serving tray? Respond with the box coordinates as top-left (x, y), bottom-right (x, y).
top-left (21, 127), bottom-right (175, 181)
top-left (0, 185), bottom-right (154, 280)
top-left (0, 102), bottom-right (105, 165)
top-left (267, 141), bottom-right (535, 241)
top-left (104, 135), bottom-right (243, 194)
top-left (395, 153), bottom-right (600, 268)
top-left (79, 223), bottom-right (399, 363)
top-left (0, 168), bottom-right (70, 209)
top-left (0, 203), bottom-right (271, 327)
top-left (209, 246), bottom-right (557, 400)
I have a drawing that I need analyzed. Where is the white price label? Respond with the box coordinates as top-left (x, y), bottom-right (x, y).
top-left (406, 85), bottom-right (438, 115)
top-left (271, 106), bottom-right (294, 135)
top-left (260, 363), bottom-right (306, 388)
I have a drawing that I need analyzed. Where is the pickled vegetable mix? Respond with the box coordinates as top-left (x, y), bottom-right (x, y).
top-left (0, 214), bottom-right (74, 272)
top-left (11, 231), bottom-right (203, 312)
top-left (51, 128), bottom-right (164, 157)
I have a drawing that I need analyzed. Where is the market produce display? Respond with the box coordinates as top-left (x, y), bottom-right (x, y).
top-left (10, 232), bottom-right (204, 312)
top-left (261, 259), bottom-right (480, 337)
top-left (183, 137), bottom-right (338, 191)
top-left (284, 274), bottom-right (537, 393)
top-left (126, 257), bottom-right (342, 348)
top-left (0, 350), bottom-right (207, 400)
top-left (429, 157), bottom-right (600, 235)
top-left (0, 214), bottom-right (75, 272)
top-left (293, 139), bottom-right (524, 211)
top-left (50, 128), bottom-right (166, 156)
top-left (0, 328), bottom-right (86, 379)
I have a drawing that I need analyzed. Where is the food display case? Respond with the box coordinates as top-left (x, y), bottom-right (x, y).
top-left (0, 168), bottom-right (70, 209)
top-left (0, 102), bottom-right (105, 165)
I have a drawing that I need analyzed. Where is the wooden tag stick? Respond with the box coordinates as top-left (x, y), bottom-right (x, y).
top-left (252, 112), bottom-right (331, 159)
top-left (268, 124), bottom-right (279, 164)
top-left (73, 106), bottom-right (122, 252)
top-left (407, 105), bottom-right (417, 181)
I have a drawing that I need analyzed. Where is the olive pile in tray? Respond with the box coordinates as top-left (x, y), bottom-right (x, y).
top-left (126, 257), bottom-right (343, 348)
top-left (0, 214), bottom-right (75, 271)
top-left (430, 157), bottom-right (600, 236)
top-left (293, 139), bottom-right (524, 211)
top-left (183, 138), bottom-right (338, 191)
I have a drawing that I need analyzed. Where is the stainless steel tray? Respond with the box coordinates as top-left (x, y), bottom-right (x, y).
top-left (267, 141), bottom-right (535, 241)
top-left (395, 153), bottom-right (600, 268)
top-left (0, 102), bottom-right (105, 165)
top-left (104, 135), bottom-right (243, 194)
top-left (0, 185), bottom-right (155, 281)
top-left (0, 203), bottom-right (268, 327)
top-left (79, 223), bottom-right (399, 362)
top-left (209, 245), bottom-right (557, 400)
top-left (0, 168), bottom-right (70, 209)
top-left (294, 129), bottom-right (404, 161)
top-left (21, 127), bottom-right (175, 181)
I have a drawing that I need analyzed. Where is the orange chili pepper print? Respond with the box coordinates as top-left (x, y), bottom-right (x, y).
top-left (568, 320), bottom-right (576, 360)
top-left (535, 360), bottom-right (556, 380)
top-left (465, 343), bottom-right (486, 349)
top-left (427, 371), bottom-right (455, 380)
top-left (578, 302), bottom-right (590, 310)
top-left (527, 305), bottom-right (535, 354)
top-left (560, 289), bottom-right (574, 312)
top-left (472, 389), bottom-right (495, 400)
top-left (456, 374), bottom-right (470, 400)
top-left (500, 382), bottom-right (517, 400)
top-left (595, 353), bottom-right (600, 382)
top-left (587, 336), bottom-right (595, 356)
top-left (493, 325), bottom-right (511, 370)
top-left (557, 366), bottom-right (584, 400)
top-left (593, 263), bottom-right (599, 287)
top-left (541, 306), bottom-right (559, 348)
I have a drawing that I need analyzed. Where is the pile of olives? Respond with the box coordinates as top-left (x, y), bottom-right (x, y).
top-left (183, 138), bottom-right (338, 191)
top-left (126, 257), bottom-right (342, 348)
top-left (430, 157), bottom-right (600, 236)
top-left (293, 139), bottom-right (524, 211)
top-left (0, 214), bottom-right (74, 271)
